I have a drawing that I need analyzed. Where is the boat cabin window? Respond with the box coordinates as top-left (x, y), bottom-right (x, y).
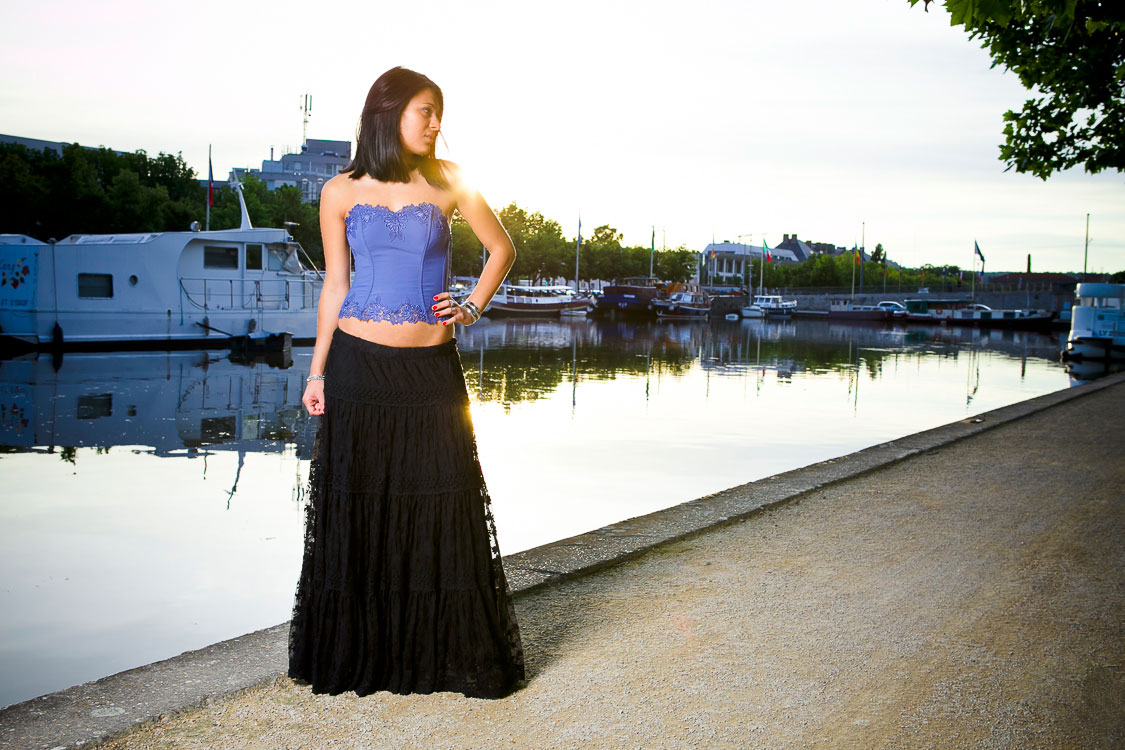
top-left (77, 393), bottom-right (112, 419)
top-left (203, 245), bottom-right (239, 270)
top-left (267, 247), bottom-right (287, 271)
top-left (77, 273), bottom-right (114, 298)
top-left (246, 244), bottom-right (263, 271)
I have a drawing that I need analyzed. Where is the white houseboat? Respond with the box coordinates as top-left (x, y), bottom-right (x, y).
top-left (1064, 282), bottom-right (1125, 361)
top-left (0, 192), bottom-right (322, 350)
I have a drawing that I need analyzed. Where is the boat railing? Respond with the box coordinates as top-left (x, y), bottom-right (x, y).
top-left (179, 277), bottom-right (322, 312)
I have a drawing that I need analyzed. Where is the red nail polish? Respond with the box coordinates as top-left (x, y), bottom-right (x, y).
top-left (431, 305), bottom-right (437, 310)
top-left (432, 295), bottom-right (439, 300)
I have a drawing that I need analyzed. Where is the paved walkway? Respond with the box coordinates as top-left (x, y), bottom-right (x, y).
top-left (74, 381), bottom-right (1125, 748)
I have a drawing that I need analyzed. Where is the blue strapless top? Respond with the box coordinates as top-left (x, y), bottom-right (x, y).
top-left (338, 202), bottom-right (451, 324)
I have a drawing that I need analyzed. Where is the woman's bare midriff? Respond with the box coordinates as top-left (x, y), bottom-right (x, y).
top-left (337, 316), bottom-right (454, 348)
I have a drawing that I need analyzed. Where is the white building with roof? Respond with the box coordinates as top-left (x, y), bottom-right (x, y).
top-left (701, 241), bottom-right (799, 284)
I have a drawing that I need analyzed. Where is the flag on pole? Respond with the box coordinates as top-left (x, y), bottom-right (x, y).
top-left (577, 217), bottom-right (582, 244)
top-left (855, 248), bottom-right (861, 265)
top-left (974, 241), bottom-right (985, 263)
top-left (764, 241), bottom-right (772, 264)
top-left (207, 147), bottom-right (214, 207)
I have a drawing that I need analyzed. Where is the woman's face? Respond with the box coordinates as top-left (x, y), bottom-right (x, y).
top-left (399, 89), bottom-right (441, 158)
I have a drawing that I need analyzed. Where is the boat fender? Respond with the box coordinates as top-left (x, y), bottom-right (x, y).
top-left (51, 322), bottom-right (64, 349)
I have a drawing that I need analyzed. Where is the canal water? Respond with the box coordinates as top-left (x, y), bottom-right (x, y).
top-left (0, 317), bottom-right (1077, 707)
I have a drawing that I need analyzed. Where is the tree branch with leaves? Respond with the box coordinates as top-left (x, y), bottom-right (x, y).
top-left (911, 0), bottom-right (1124, 179)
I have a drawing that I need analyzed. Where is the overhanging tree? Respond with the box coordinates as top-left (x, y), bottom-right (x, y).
top-left (911, 0), bottom-right (1124, 179)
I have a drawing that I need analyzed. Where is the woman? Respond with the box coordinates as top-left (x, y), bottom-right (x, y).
top-left (287, 67), bottom-right (525, 699)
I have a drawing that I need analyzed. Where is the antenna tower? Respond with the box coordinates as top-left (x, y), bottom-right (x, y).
top-left (300, 94), bottom-right (312, 147)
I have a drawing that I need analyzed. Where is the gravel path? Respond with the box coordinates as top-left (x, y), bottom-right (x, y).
top-left (93, 383), bottom-right (1125, 749)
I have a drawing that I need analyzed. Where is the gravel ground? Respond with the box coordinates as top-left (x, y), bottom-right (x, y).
top-left (92, 383), bottom-right (1125, 749)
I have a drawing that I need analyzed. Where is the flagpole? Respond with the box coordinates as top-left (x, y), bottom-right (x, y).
top-left (650, 226), bottom-right (655, 278)
top-left (850, 245), bottom-right (856, 300)
top-left (574, 216), bottom-right (582, 293)
top-left (971, 240), bottom-right (976, 300)
top-left (206, 144), bottom-right (213, 231)
top-left (860, 221), bottom-right (865, 293)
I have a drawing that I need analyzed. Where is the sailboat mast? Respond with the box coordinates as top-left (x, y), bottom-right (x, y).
top-left (574, 216), bottom-right (582, 292)
top-left (649, 226), bottom-right (655, 278)
top-left (1084, 212), bottom-right (1090, 275)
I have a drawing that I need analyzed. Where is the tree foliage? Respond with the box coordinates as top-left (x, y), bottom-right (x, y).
top-left (0, 141), bottom-right (201, 239)
top-left (451, 206), bottom-right (696, 285)
top-left (910, 0), bottom-right (1125, 178)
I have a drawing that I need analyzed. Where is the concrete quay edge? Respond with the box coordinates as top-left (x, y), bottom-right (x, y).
top-left (3, 369), bottom-right (1123, 750)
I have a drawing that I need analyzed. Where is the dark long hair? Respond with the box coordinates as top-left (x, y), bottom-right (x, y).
top-left (344, 67), bottom-right (448, 188)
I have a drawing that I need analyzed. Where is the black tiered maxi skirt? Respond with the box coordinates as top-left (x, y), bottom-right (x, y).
top-left (288, 329), bottom-right (525, 699)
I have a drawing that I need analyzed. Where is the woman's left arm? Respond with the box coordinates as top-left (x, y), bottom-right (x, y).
top-left (435, 162), bottom-right (515, 325)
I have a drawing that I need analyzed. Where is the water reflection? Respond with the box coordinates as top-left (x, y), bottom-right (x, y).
top-left (455, 317), bottom-right (1066, 406)
top-left (0, 350), bottom-right (315, 457)
top-left (0, 319), bottom-right (1068, 453)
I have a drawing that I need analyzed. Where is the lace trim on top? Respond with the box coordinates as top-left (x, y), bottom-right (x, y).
top-left (344, 202), bottom-right (448, 242)
top-left (339, 296), bottom-right (431, 324)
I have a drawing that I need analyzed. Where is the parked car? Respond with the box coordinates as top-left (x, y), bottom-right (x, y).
top-left (877, 301), bottom-right (907, 319)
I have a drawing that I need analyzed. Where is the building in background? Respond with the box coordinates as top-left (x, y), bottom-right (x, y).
top-left (701, 240), bottom-right (800, 285)
top-left (774, 234), bottom-right (814, 262)
top-left (0, 133), bottom-right (128, 157)
top-left (229, 139), bottom-right (351, 203)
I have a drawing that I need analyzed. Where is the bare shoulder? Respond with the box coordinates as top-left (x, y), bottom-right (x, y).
top-left (321, 172), bottom-right (353, 202)
top-left (319, 173), bottom-right (354, 218)
top-left (438, 160), bottom-right (469, 198)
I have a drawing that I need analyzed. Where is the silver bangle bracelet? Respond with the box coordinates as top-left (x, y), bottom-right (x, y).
top-left (462, 300), bottom-right (482, 323)
top-left (306, 374), bottom-right (325, 382)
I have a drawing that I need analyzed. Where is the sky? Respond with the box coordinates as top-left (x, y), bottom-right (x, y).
top-left (3, 0), bottom-right (1122, 273)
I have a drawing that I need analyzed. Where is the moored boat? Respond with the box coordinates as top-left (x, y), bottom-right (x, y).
top-left (1063, 282), bottom-right (1125, 361)
top-left (589, 276), bottom-right (664, 318)
top-left (902, 298), bottom-right (1055, 329)
top-left (753, 295), bottom-right (797, 317)
top-left (0, 228), bottom-right (321, 350)
top-left (654, 289), bottom-right (712, 319)
top-left (827, 298), bottom-right (893, 321)
top-left (483, 284), bottom-right (592, 317)
top-left (740, 303), bottom-right (765, 318)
